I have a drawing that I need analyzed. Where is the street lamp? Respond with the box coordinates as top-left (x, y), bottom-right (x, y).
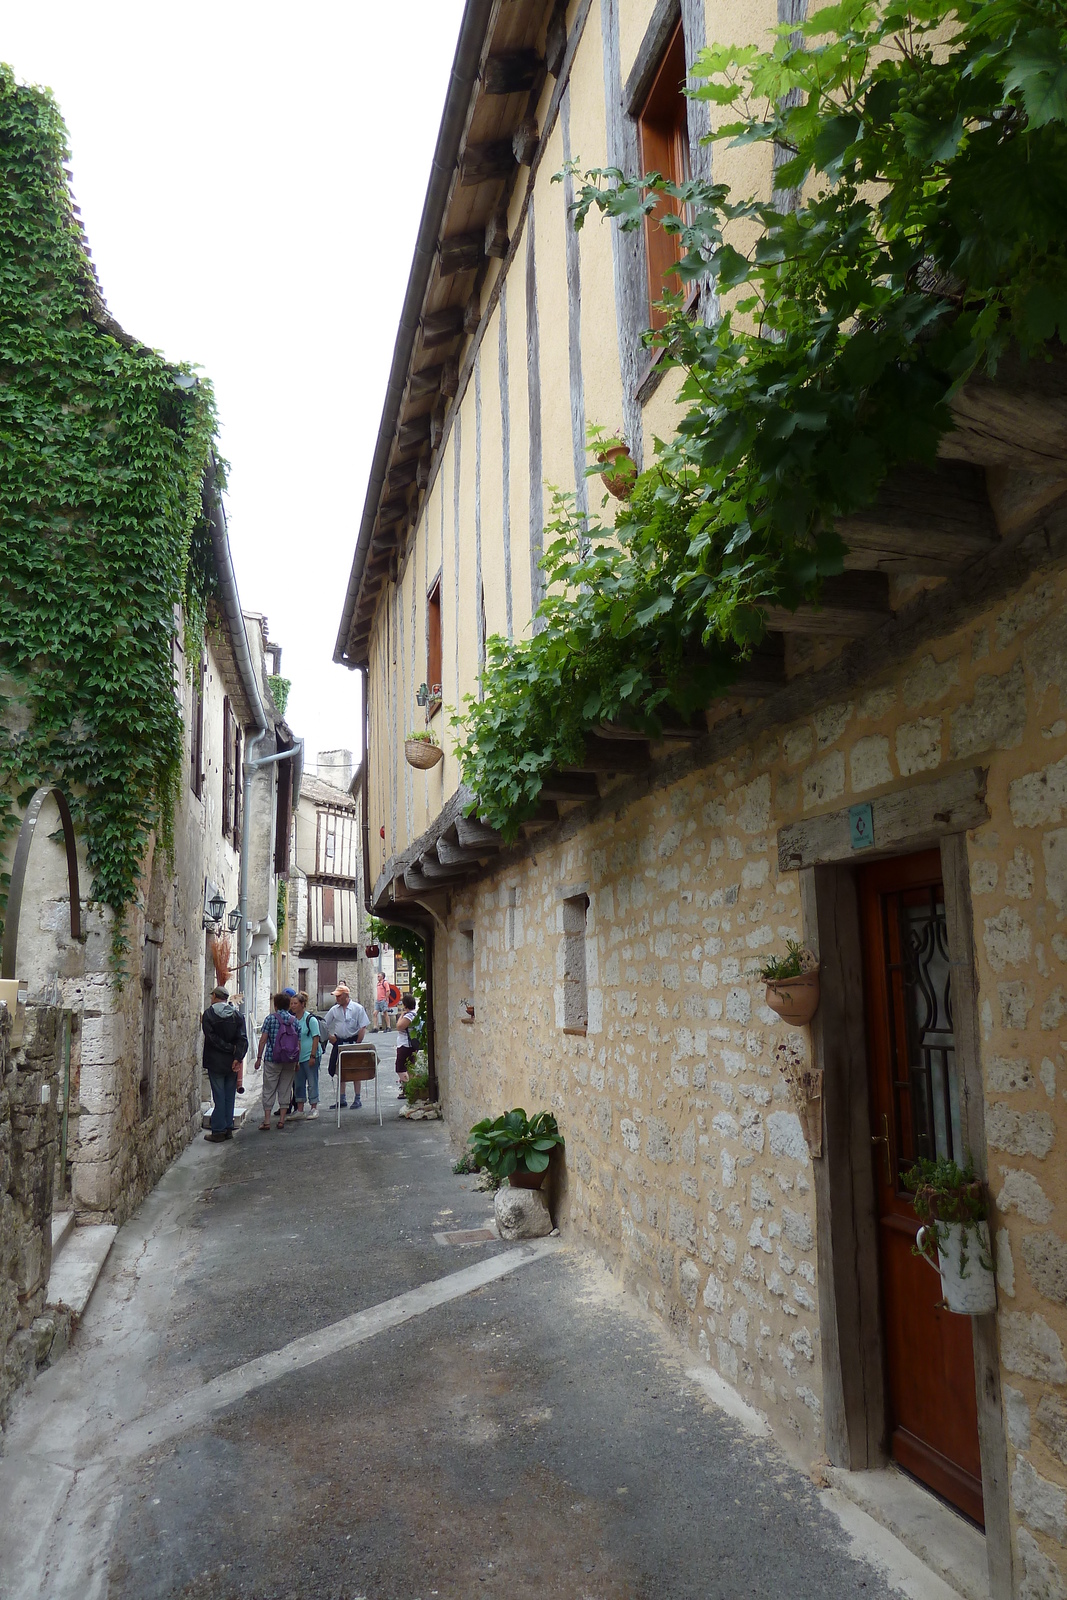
top-left (227, 908), bottom-right (243, 933)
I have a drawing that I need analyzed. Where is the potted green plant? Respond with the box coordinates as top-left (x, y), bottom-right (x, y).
top-left (904, 1156), bottom-right (997, 1315)
top-left (405, 729), bottom-right (443, 770)
top-left (403, 1067), bottom-right (430, 1104)
top-left (468, 1108), bottom-right (564, 1189)
top-left (760, 940), bottom-right (820, 1025)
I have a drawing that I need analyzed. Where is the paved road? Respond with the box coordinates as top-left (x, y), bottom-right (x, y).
top-left (0, 1041), bottom-right (936, 1599)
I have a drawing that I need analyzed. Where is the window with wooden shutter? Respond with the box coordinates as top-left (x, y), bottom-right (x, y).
top-left (636, 20), bottom-right (691, 331)
top-left (232, 727), bottom-right (242, 849)
top-left (222, 696), bottom-right (233, 838)
top-left (427, 577), bottom-right (442, 718)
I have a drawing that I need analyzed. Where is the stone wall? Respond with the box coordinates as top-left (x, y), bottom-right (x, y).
top-left (439, 565), bottom-right (1067, 1581)
top-left (0, 1003), bottom-right (64, 1433)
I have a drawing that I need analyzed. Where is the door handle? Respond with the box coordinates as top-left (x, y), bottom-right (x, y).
top-left (871, 1112), bottom-right (892, 1185)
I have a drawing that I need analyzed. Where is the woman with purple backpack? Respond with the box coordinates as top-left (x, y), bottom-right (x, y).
top-left (255, 992), bottom-right (302, 1131)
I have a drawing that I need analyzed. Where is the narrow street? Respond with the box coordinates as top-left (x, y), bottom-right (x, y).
top-left (0, 1039), bottom-right (949, 1600)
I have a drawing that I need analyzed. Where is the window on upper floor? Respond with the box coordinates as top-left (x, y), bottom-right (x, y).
top-left (636, 19), bottom-right (691, 332)
top-left (427, 576), bottom-right (442, 718)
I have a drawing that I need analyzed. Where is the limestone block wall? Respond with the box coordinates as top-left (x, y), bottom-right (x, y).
top-left (438, 565), bottom-right (1067, 1577)
top-left (0, 1004), bottom-right (61, 1429)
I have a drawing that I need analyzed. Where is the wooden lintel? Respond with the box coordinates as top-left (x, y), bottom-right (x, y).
top-left (777, 765), bottom-right (989, 873)
top-left (482, 49), bottom-right (542, 94)
top-left (763, 572), bottom-right (891, 636)
top-left (460, 139), bottom-right (516, 186)
top-left (421, 306), bottom-right (464, 347)
top-left (439, 232), bottom-right (484, 275)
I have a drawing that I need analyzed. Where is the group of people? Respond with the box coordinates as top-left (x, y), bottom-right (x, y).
top-left (200, 980), bottom-right (419, 1141)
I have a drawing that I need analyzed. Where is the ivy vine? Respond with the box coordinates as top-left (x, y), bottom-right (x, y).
top-left (0, 65), bottom-right (220, 962)
top-left (455, 0), bottom-right (1067, 838)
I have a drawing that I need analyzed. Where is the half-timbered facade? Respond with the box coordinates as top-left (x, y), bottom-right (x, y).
top-left (336, 3), bottom-right (1067, 1592)
top-left (289, 764), bottom-right (367, 1012)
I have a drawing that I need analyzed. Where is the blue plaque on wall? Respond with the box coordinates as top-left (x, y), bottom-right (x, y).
top-left (849, 801), bottom-right (874, 850)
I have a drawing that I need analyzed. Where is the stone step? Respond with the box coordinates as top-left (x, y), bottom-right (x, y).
top-left (46, 1223), bottom-right (118, 1321)
top-left (50, 1209), bottom-right (75, 1263)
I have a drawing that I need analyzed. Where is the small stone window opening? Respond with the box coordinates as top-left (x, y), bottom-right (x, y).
top-left (562, 893), bottom-right (589, 1035)
top-left (459, 927), bottom-right (475, 1021)
top-left (504, 885), bottom-right (518, 952)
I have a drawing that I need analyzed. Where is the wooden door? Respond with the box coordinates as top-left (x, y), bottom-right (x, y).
top-left (859, 849), bottom-right (984, 1525)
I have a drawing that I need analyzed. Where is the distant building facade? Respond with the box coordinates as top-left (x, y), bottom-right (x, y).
top-left (287, 752), bottom-right (368, 1013)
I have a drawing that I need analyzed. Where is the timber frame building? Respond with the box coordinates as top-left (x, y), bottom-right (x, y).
top-left (336, 2), bottom-right (1067, 1593)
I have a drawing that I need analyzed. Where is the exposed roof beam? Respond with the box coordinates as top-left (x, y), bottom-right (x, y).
top-left (483, 49), bottom-right (543, 94)
top-left (763, 572), bottom-right (892, 635)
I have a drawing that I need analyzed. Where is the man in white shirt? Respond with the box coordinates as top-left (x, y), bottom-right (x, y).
top-left (323, 983), bottom-right (371, 1109)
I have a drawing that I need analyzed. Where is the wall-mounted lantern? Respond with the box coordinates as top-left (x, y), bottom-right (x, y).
top-left (203, 890), bottom-right (227, 931)
top-left (227, 908), bottom-right (243, 934)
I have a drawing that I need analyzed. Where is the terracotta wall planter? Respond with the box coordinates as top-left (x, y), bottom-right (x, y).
top-left (598, 444), bottom-right (635, 500)
top-left (765, 968), bottom-right (820, 1025)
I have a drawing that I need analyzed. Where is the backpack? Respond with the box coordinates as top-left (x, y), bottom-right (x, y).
top-left (273, 1011), bottom-right (301, 1063)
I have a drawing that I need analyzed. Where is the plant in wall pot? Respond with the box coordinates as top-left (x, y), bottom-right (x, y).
top-left (905, 1157), bottom-right (997, 1316)
top-left (404, 729), bottom-right (443, 770)
top-left (468, 1109), bottom-right (564, 1190)
top-left (760, 942), bottom-right (820, 1026)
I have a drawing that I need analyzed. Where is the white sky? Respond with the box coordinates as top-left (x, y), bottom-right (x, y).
top-left (1, 0), bottom-right (466, 773)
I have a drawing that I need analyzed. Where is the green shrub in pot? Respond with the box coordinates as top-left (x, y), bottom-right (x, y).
top-left (468, 1108), bottom-right (564, 1180)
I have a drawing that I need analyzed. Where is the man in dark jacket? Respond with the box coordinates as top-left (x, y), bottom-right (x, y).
top-left (202, 986), bottom-right (249, 1143)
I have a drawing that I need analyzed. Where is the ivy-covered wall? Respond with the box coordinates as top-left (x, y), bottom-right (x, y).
top-left (0, 64), bottom-right (218, 961)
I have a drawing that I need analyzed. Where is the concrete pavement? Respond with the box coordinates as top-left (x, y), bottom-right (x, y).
top-left (0, 1040), bottom-right (956, 1599)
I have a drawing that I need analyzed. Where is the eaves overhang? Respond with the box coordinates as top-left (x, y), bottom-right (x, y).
top-left (333, 0), bottom-right (559, 671)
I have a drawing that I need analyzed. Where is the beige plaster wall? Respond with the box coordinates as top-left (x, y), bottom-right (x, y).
top-left (434, 568), bottom-right (1067, 1585)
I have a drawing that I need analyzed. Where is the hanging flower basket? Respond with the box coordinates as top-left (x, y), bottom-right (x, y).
top-left (405, 736), bottom-right (443, 770)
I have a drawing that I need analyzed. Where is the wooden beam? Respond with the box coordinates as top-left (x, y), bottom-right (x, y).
top-left (545, 0), bottom-right (568, 76)
top-left (577, 734), bottom-right (652, 773)
top-left (387, 459), bottom-right (419, 490)
top-left (436, 836), bottom-right (488, 866)
top-left (837, 462), bottom-right (998, 573)
top-left (421, 306), bottom-right (464, 347)
top-left (439, 232), bottom-right (484, 276)
top-left (482, 49), bottom-right (542, 94)
top-left (460, 140), bottom-right (516, 186)
top-left (409, 365), bottom-right (443, 400)
top-left (763, 572), bottom-right (891, 635)
top-left (485, 210), bottom-right (509, 260)
top-left (943, 359), bottom-right (1067, 471)
top-left (777, 765), bottom-right (989, 873)
top-left (415, 855), bottom-right (470, 882)
top-left (539, 771), bottom-right (601, 801)
top-left (734, 637), bottom-right (787, 696)
top-left (512, 119), bottom-right (539, 166)
top-left (397, 415), bottom-right (429, 452)
top-left (454, 815), bottom-right (502, 850)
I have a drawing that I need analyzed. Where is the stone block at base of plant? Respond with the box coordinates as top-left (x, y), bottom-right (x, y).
top-left (495, 1186), bottom-right (552, 1241)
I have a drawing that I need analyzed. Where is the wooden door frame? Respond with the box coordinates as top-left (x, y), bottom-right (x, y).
top-left (783, 770), bottom-right (1013, 1599)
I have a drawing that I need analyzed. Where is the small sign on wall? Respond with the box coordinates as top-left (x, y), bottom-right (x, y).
top-left (849, 802), bottom-right (875, 851)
